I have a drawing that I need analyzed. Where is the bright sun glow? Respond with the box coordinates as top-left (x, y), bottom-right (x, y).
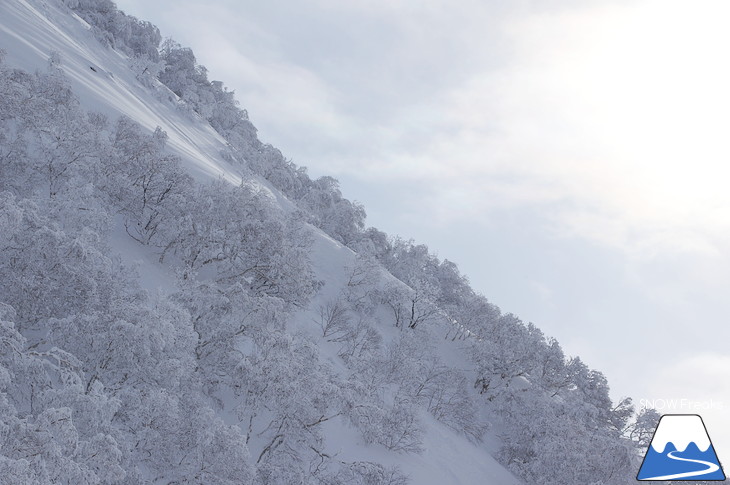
top-left (503, 0), bottom-right (730, 253)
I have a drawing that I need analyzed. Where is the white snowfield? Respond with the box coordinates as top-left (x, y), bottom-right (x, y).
top-left (650, 415), bottom-right (712, 453)
top-left (0, 0), bottom-right (521, 483)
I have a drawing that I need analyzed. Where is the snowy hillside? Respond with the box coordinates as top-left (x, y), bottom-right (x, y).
top-left (0, 0), bottom-right (649, 484)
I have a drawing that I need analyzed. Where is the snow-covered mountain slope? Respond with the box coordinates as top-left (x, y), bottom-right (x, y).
top-left (0, 1), bottom-right (522, 483)
top-left (0, 0), bottom-right (237, 184)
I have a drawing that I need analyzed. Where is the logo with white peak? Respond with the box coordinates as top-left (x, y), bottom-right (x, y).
top-left (637, 414), bottom-right (726, 481)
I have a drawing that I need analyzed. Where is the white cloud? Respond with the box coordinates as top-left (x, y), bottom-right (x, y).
top-left (370, 0), bottom-right (730, 261)
top-left (649, 353), bottom-right (730, 399)
top-left (114, 0), bottom-right (730, 422)
top-left (115, 0), bottom-right (730, 253)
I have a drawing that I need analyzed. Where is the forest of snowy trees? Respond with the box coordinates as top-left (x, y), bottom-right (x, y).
top-left (0, 1), bottom-right (667, 484)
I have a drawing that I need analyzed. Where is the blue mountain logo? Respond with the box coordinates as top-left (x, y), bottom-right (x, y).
top-left (637, 414), bottom-right (726, 481)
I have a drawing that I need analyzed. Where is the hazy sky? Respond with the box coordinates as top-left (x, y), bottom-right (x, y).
top-left (115, 0), bottom-right (730, 458)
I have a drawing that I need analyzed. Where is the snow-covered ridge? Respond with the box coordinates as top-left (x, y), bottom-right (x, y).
top-left (0, 0), bottom-right (644, 483)
top-left (0, 0), bottom-right (240, 185)
top-left (0, 1), bottom-right (523, 483)
top-left (650, 415), bottom-right (712, 453)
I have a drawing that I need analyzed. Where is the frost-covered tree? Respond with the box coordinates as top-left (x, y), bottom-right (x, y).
top-left (298, 176), bottom-right (366, 246)
top-left (173, 280), bottom-right (285, 397)
top-left (316, 297), bottom-right (352, 340)
top-left (628, 407), bottom-right (660, 448)
top-left (102, 116), bottom-right (192, 245)
top-left (63, 0), bottom-right (161, 60)
top-left (0, 57), bottom-right (102, 201)
top-left (496, 387), bottom-right (634, 485)
top-left (158, 179), bottom-right (319, 305)
top-left (0, 304), bottom-right (126, 485)
top-left (234, 331), bottom-right (345, 482)
top-left (336, 317), bottom-right (383, 363)
top-left (0, 193), bottom-right (131, 329)
top-left (317, 461), bottom-right (408, 485)
top-left (381, 335), bottom-right (485, 442)
top-left (159, 39), bottom-right (214, 117)
top-left (381, 280), bottom-right (440, 329)
top-left (471, 314), bottom-right (537, 398)
top-left (341, 254), bottom-right (382, 313)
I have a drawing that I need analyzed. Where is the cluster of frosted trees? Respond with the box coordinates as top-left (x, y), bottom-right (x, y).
top-left (374, 239), bottom-right (653, 483)
top-left (2, 1), bottom-right (664, 482)
top-left (0, 55), bottom-right (412, 483)
top-left (156, 39), bottom-right (369, 248)
top-left (65, 0), bottom-right (368, 248)
top-left (61, 0), bottom-right (161, 60)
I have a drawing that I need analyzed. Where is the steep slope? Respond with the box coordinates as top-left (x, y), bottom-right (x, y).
top-left (0, 1), bottom-right (522, 484)
top-left (0, 0), bottom-right (237, 184)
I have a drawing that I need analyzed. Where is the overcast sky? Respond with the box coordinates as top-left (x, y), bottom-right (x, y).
top-left (115, 0), bottom-right (730, 458)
